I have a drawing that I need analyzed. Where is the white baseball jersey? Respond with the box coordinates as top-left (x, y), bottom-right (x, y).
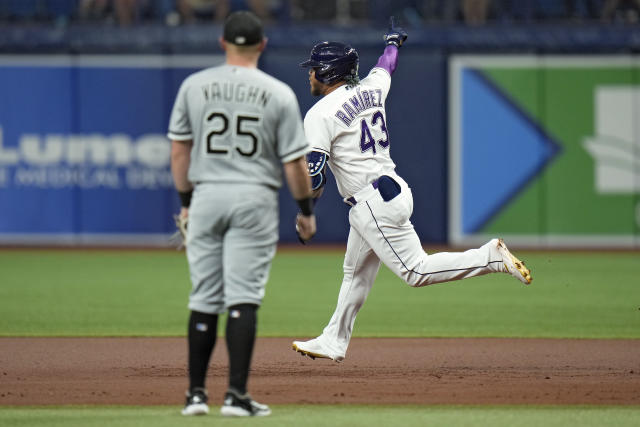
top-left (168, 64), bottom-right (309, 190)
top-left (303, 67), bottom-right (396, 198)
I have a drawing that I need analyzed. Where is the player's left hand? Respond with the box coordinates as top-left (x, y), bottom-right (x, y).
top-left (384, 16), bottom-right (408, 48)
top-left (170, 208), bottom-right (189, 250)
top-left (295, 213), bottom-right (316, 244)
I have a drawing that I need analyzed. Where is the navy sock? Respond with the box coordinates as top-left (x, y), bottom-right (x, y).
top-left (187, 311), bottom-right (218, 391)
top-left (225, 304), bottom-right (258, 395)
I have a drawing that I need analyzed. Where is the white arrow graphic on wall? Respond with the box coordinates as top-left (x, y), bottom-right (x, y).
top-left (583, 87), bottom-right (640, 194)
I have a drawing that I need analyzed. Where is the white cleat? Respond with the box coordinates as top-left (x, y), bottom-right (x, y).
top-left (220, 389), bottom-right (271, 417)
top-left (181, 388), bottom-right (209, 416)
top-left (495, 238), bottom-right (532, 284)
top-left (292, 338), bottom-right (344, 362)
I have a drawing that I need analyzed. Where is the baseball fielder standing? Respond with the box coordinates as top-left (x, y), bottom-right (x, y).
top-left (292, 18), bottom-right (532, 362)
top-left (168, 11), bottom-right (315, 417)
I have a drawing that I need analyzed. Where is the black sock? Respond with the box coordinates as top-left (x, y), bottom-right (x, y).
top-left (225, 304), bottom-right (258, 395)
top-left (187, 311), bottom-right (218, 391)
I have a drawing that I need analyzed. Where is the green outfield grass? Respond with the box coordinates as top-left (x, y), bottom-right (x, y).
top-left (1, 249), bottom-right (639, 424)
top-left (0, 249), bottom-right (639, 337)
top-left (1, 405), bottom-right (639, 427)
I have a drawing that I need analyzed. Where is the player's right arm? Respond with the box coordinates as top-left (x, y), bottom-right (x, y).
top-left (284, 156), bottom-right (316, 242)
top-left (383, 16), bottom-right (408, 50)
top-left (366, 16), bottom-right (407, 82)
top-left (276, 84), bottom-right (316, 242)
top-left (363, 17), bottom-right (407, 100)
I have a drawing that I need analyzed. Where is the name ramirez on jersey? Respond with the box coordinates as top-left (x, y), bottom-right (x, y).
top-left (334, 87), bottom-right (383, 127)
top-left (303, 67), bottom-right (396, 198)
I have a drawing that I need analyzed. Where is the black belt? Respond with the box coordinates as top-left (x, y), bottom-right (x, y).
top-left (345, 178), bottom-right (379, 207)
top-left (345, 175), bottom-right (403, 207)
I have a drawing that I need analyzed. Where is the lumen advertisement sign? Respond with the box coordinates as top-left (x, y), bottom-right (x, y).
top-left (449, 56), bottom-right (640, 248)
top-left (0, 55), bottom-right (219, 245)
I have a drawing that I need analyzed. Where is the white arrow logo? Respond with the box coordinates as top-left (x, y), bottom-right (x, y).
top-left (583, 87), bottom-right (640, 194)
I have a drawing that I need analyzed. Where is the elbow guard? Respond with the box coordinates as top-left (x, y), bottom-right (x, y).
top-left (307, 151), bottom-right (328, 191)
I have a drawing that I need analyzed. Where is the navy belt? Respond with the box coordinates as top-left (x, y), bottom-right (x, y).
top-left (345, 178), bottom-right (379, 207)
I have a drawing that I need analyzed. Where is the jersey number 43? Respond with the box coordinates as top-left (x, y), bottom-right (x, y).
top-left (360, 110), bottom-right (389, 155)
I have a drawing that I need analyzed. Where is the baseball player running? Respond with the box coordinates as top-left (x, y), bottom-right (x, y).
top-left (168, 11), bottom-right (315, 417)
top-left (292, 18), bottom-right (532, 362)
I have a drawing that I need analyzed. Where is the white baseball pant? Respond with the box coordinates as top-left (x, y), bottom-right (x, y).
top-left (318, 174), bottom-right (504, 359)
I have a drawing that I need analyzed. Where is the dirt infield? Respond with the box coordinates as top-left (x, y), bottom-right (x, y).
top-left (1, 337), bottom-right (639, 406)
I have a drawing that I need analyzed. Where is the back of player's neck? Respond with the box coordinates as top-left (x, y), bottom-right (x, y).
top-left (324, 82), bottom-right (346, 96)
top-left (226, 56), bottom-right (259, 68)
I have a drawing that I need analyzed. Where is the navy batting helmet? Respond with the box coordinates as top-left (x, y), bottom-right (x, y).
top-left (300, 41), bottom-right (359, 85)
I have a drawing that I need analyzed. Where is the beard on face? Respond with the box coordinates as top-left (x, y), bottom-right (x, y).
top-left (311, 85), bottom-right (323, 96)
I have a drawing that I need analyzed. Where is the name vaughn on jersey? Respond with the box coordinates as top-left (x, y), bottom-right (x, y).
top-left (201, 81), bottom-right (272, 108)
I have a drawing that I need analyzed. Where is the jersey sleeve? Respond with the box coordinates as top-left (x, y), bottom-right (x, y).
top-left (303, 107), bottom-right (331, 157)
top-left (277, 87), bottom-right (310, 163)
top-left (362, 67), bottom-right (392, 103)
top-left (167, 80), bottom-right (192, 141)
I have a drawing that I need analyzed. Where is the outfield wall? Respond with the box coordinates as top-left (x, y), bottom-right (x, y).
top-left (449, 55), bottom-right (640, 248)
top-left (0, 29), bottom-right (638, 247)
top-left (0, 50), bottom-right (447, 245)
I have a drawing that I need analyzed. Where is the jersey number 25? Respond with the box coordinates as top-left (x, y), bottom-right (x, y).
top-left (360, 110), bottom-right (389, 155)
top-left (205, 111), bottom-right (261, 158)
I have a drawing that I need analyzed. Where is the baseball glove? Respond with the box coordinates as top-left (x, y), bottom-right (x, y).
top-left (170, 214), bottom-right (188, 250)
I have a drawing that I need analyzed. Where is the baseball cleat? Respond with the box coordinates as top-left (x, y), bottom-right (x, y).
top-left (220, 389), bottom-right (271, 417)
top-left (292, 339), bottom-right (344, 362)
top-left (181, 387), bottom-right (209, 416)
top-left (496, 238), bottom-right (532, 284)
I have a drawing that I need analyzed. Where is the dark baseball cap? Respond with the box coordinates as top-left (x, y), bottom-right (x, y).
top-left (223, 11), bottom-right (264, 46)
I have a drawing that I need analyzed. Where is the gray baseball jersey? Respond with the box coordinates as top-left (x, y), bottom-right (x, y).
top-left (168, 64), bottom-right (309, 313)
top-left (168, 64), bottom-right (309, 189)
